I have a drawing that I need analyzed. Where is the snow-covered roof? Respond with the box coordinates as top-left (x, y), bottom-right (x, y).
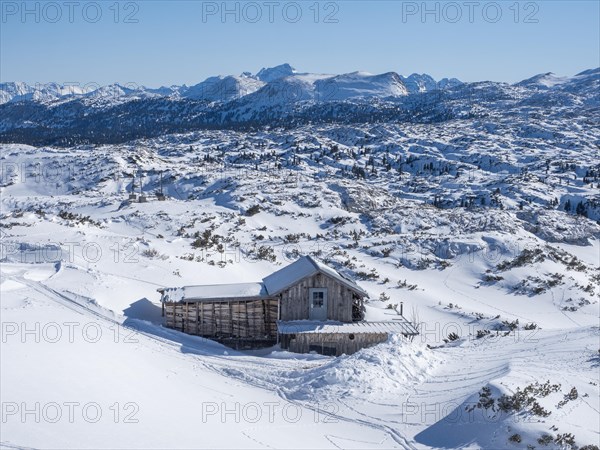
top-left (263, 255), bottom-right (368, 297)
top-left (160, 256), bottom-right (368, 303)
top-left (277, 320), bottom-right (419, 336)
top-left (161, 282), bottom-right (268, 303)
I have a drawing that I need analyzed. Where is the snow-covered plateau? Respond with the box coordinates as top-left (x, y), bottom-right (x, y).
top-left (1, 65), bottom-right (599, 449)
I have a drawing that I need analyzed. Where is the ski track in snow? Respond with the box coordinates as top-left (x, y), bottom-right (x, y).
top-left (442, 252), bottom-right (537, 323)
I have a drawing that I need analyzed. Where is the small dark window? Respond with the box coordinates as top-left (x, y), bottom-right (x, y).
top-left (309, 344), bottom-right (337, 356)
top-left (312, 290), bottom-right (325, 308)
top-left (348, 333), bottom-right (355, 340)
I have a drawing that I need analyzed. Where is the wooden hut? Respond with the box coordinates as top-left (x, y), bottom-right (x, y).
top-left (158, 255), bottom-right (418, 354)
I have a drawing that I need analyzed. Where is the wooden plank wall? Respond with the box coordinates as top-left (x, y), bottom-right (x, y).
top-left (164, 298), bottom-right (278, 339)
top-left (279, 272), bottom-right (355, 322)
top-left (281, 332), bottom-right (389, 356)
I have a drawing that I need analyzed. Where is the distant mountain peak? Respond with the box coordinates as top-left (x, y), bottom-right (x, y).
top-left (256, 63), bottom-right (297, 82)
top-left (515, 72), bottom-right (567, 88)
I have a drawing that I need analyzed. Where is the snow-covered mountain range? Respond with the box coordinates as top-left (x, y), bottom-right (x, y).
top-left (1, 64), bottom-right (597, 147)
top-left (0, 63), bottom-right (461, 105)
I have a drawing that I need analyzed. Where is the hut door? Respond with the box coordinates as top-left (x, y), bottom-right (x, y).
top-left (309, 288), bottom-right (328, 321)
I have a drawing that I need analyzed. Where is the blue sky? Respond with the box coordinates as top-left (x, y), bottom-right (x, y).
top-left (2, 1), bottom-right (599, 86)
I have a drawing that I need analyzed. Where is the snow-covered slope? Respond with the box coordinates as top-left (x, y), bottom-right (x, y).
top-left (516, 72), bottom-right (570, 89)
top-left (314, 71), bottom-right (409, 100)
top-left (1, 66), bottom-right (599, 449)
top-left (182, 74), bottom-right (265, 101)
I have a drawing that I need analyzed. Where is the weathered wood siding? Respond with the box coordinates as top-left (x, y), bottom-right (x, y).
top-left (280, 332), bottom-right (389, 356)
top-left (279, 272), bottom-right (356, 322)
top-left (164, 298), bottom-right (278, 340)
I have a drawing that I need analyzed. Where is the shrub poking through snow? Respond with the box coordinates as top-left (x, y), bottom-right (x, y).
top-left (245, 204), bottom-right (261, 216)
top-left (379, 292), bottom-right (390, 301)
top-left (244, 244), bottom-right (277, 262)
top-left (58, 210), bottom-right (102, 227)
top-left (508, 434), bottom-right (522, 444)
top-left (355, 268), bottom-right (379, 280)
top-left (473, 386), bottom-right (495, 410)
top-left (482, 273), bottom-right (504, 283)
top-left (141, 248), bottom-right (165, 259)
top-left (565, 386), bottom-right (579, 400)
top-left (497, 248), bottom-right (546, 271)
top-left (469, 381), bottom-right (561, 418)
top-left (283, 233), bottom-right (301, 243)
top-left (397, 279), bottom-right (418, 290)
top-left (476, 329), bottom-right (491, 339)
top-left (191, 229), bottom-right (221, 249)
top-left (445, 332), bottom-right (460, 343)
top-left (554, 433), bottom-right (576, 448)
top-left (558, 387), bottom-right (579, 408)
top-left (501, 319), bottom-right (519, 331)
top-left (381, 247), bottom-right (393, 257)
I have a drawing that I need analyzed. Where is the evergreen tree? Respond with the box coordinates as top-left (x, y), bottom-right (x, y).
top-left (575, 202), bottom-right (587, 216)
